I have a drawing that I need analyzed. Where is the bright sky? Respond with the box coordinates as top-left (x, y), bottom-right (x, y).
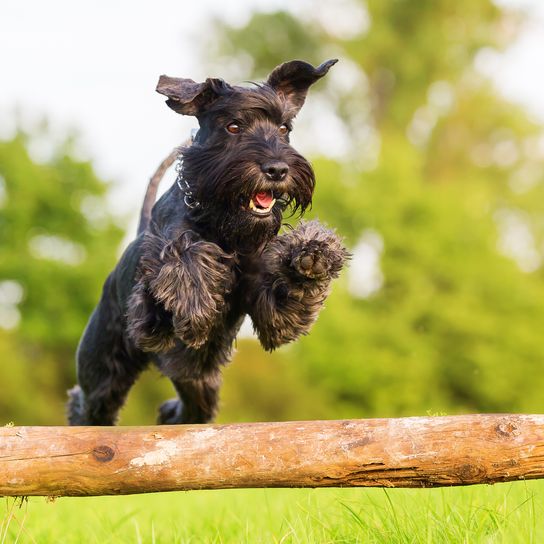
top-left (1, 0), bottom-right (542, 335)
top-left (1, 0), bottom-right (543, 222)
top-left (0, 0), bottom-right (287, 217)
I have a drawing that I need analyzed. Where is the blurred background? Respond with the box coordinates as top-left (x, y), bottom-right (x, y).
top-left (1, 0), bottom-right (544, 425)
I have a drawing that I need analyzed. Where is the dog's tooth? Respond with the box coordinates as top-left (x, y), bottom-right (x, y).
top-left (247, 197), bottom-right (276, 214)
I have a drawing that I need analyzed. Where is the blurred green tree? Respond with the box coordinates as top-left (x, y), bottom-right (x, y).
top-left (0, 127), bottom-right (124, 423)
top-left (204, 0), bottom-right (544, 418)
top-left (3, 1), bottom-right (544, 425)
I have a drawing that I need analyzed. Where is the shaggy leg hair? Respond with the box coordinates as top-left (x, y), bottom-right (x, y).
top-left (68, 281), bottom-right (148, 425)
top-left (248, 221), bottom-right (349, 350)
top-left (158, 374), bottom-right (222, 424)
top-left (127, 230), bottom-right (235, 351)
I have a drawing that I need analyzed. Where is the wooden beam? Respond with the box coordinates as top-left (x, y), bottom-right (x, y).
top-left (1, 414), bottom-right (543, 497)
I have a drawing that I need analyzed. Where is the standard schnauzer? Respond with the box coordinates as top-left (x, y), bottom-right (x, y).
top-left (67, 59), bottom-right (349, 426)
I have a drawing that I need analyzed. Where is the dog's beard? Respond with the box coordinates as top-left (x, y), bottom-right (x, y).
top-left (187, 191), bottom-right (284, 253)
top-left (182, 143), bottom-right (315, 252)
top-left (216, 205), bottom-right (283, 253)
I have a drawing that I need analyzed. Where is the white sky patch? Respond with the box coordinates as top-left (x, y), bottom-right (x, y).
top-left (292, 0), bottom-right (371, 40)
top-left (79, 194), bottom-right (114, 231)
top-left (493, 138), bottom-right (520, 168)
top-left (28, 234), bottom-right (87, 266)
top-left (359, 126), bottom-right (382, 172)
top-left (238, 315), bottom-right (257, 339)
top-left (327, 58), bottom-right (368, 95)
top-left (0, 0), bottom-right (543, 222)
top-left (471, 129), bottom-right (524, 169)
top-left (348, 229), bottom-right (384, 298)
top-left (0, 280), bottom-right (24, 330)
top-left (24, 121), bottom-right (69, 164)
top-left (300, 97), bottom-right (353, 159)
top-left (494, 208), bottom-right (542, 272)
top-left (470, 142), bottom-right (494, 168)
top-left (523, 134), bottom-right (544, 161)
top-left (407, 105), bottom-right (438, 148)
top-left (478, 1), bottom-right (544, 123)
top-left (408, 80), bottom-right (455, 148)
top-left (427, 81), bottom-right (455, 114)
top-left (509, 163), bottom-right (542, 193)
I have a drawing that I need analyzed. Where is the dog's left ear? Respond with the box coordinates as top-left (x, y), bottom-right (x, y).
top-left (266, 59), bottom-right (338, 114)
top-left (156, 76), bottom-right (231, 116)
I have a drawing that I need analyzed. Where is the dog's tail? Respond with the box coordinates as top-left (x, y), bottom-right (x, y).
top-left (137, 146), bottom-right (181, 235)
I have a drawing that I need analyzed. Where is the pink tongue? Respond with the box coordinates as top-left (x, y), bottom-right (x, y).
top-left (254, 191), bottom-right (273, 208)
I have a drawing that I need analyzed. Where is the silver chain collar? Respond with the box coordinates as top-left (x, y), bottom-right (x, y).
top-left (175, 129), bottom-right (200, 209)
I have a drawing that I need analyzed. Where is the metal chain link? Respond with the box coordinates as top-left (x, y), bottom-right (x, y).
top-left (175, 130), bottom-right (200, 209)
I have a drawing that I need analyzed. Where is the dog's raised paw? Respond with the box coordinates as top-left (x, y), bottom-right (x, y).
top-left (172, 313), bottom-right (215, 349)
top-left (291, 239), bottom-right (336, 280)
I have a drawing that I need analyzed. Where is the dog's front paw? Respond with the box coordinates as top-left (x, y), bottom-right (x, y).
top-left (140, 231), bottom-right (235, 349)
top-left (274, 220), bottom-right (349, 282)
top-left (291, 238), bottom-right (348, 281)
top-left (126, 282), bottom-right (176, 353)
top-left (291, 239), bottom-right (333, 280)
top-left (172, 311), bottom-right (215, 350)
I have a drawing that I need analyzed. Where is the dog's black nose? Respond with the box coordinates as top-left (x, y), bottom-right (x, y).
top-left (262, 161), bottom-right (289, 181)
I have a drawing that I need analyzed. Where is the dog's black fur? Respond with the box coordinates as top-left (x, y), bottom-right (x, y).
top-left (67, 59), bottom-right (349, 425)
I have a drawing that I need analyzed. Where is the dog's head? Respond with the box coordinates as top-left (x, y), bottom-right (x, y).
top-left (156, 59), bottom-right (337, 251)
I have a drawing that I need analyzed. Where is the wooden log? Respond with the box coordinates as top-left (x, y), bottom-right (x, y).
top-left (1, 414), bottom-right (544, 497)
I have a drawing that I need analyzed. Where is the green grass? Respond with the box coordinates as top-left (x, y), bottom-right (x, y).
top-left (2, 481), bottom-right (543, 543)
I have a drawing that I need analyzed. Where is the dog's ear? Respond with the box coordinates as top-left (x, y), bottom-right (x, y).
top-left (156, 76), bottom-right (231, 116)
top-left (266, 59), bottom-right (338, 114)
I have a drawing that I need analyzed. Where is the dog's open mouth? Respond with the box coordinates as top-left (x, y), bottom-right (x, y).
top-left (248, 191), bottom-right (276, 216)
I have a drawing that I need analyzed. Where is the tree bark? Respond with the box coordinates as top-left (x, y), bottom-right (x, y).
top-left (1, 414), bottom-right (543, 497)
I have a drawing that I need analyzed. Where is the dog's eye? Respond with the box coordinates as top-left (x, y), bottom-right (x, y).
top-left (226, 122), bottom-right (241, 134)
top-left (279, 124), bottom-right (290, 136)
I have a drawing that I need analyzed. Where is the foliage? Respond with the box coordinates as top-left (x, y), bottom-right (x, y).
top-left (0, 127), bottom-right (124, 423)
top-left (2, 1), bottom-right (544, 425)
top-left (202, 0), bottom-right (544, 418)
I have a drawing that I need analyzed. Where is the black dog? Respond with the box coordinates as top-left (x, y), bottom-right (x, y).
top-left (67, 59), bottom-right (349, 426)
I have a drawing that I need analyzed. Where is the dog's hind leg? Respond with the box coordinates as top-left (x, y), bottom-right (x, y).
top-left (157, 372), bottom-right (222, 425)
top-left (67, 299), bottom-right (147, 425)
top-left (68, 360), bottom-right (141, 426)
